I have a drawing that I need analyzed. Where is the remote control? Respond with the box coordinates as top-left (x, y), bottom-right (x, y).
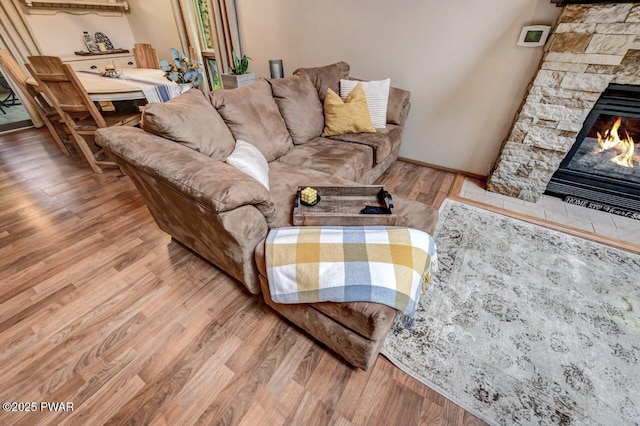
top-left (360, 205), bottom-right (392, 214)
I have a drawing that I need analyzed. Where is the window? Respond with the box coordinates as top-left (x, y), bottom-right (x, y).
top-left (194, 0), bottom-right (220, 89)
top-left (194, 0), bottom-right (214, 50)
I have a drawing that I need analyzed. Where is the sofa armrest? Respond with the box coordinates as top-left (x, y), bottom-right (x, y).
top-left (97, 126), bottom-right (276, 223)
top-left (387, 86), bottom-right (411, 127)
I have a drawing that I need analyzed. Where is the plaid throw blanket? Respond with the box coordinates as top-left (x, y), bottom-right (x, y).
top-left (266, 226), bottom-right (437, 321)
top-left (78, 71), bottom-right (181, 103)
top-left (121, 76), bottom-right (181, 103)
top-left (139, 84), bottom-right (180, 103)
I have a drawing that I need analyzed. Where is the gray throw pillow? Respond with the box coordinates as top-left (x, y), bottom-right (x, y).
top-left (268, 74), bottom-right (324, 145)
top-left (293, 61), bottom-right (350, 102)
top-left (141, 89), bottom-right (235, 160)
top-left (209, 79), bottom-right (293, 162)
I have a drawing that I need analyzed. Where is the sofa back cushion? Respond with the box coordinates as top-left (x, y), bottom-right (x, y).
top-left (141, 89), bottom-right (235, 160)
top-left (268, 74), bottom-right (324, 145)
top-left (209, 79), bottom-right (293, 162)
top-left (293, 61), bottom-right (350, 102)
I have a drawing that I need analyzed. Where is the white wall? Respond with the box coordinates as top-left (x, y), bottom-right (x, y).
top-left (22, 0), bottom-right (181, 62)
top-left (25, 12), bottom-right (136, 56)
top-left (126, 0), bottom-right (182, 62)
top-left (235, 0), bottom-right (561, 176)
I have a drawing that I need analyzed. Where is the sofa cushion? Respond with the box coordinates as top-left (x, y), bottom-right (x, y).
top-left (340, 78), bottom-right (390, 129)
top-left (277, 137), bottom-right (373, 182)
top-left (294, 61), bottom-right (350, 102)
top-left (268, 74), bottom-right (324, 145)
top-left (328, 124), bottom-right (402, 165)
top-left (141, 89), bottom-right (235, 160)
top-left (322, 85), bottom-right (375, 137)
top-left (254, 241), bottom-right (397, 341)
top-left (266, 162), bottom-right (355, 229)
top-left (209, 79), bottom-right (293, 162)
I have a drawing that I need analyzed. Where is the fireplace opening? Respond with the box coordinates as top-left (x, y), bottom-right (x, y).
top-left (546, 84), bottom-right (640, 217)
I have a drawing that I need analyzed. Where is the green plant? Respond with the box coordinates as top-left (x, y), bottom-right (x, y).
top-left (159, 48), bottom-right (204, 87)
top-left (229, 51), bottom-right (251, 75)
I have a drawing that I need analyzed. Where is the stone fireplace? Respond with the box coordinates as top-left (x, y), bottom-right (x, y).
top-left (546, 83), bottom-right (640, 212)
top-left (487, 3), bottom-right (640, 207)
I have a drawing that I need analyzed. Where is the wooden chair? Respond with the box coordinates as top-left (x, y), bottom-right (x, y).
top-left (0, 50), bottom-right (71, 156)
top-left (26, 55), bottom-right (141, 174)
top-left (133, 43), bottom-right (160, 69)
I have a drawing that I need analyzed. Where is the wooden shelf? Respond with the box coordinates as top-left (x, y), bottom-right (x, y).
top-left (21, 0), bottom-right (129, 13)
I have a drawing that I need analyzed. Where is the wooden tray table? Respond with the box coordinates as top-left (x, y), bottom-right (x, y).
top-left (292, 185), bottom-right (397, 226)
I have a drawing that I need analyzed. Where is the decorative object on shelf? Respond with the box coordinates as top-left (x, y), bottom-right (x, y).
top-left (73, 49), bottom-right (130, 56)
top-left (159, 48), bottom-right (204, 88)
top-left (221, 51), bottom-right (255, 89)
top-left (269, 59), bottom-right (284, 79)
top-left (517, 25), bottom-right (551, 47)
top-left (94, 32), bottom-right (114, 50)
top-left (83, 31), bottom-right (100, 53)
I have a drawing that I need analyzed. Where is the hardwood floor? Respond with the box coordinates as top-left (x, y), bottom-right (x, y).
top-left (0, 128), bottom-right (485, 426)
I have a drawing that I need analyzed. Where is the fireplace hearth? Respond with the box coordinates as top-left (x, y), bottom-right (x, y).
top-left (546, 84), bottom-right (640, 215)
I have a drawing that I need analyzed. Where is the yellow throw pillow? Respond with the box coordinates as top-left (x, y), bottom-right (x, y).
top-left (322, 84), bottom-right (376, 136)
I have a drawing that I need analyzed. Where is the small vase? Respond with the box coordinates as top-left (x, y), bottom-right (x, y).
top-left (177, 83), bottom-right (192, 94)
top-left (221, 73), bottom-right (255, 89)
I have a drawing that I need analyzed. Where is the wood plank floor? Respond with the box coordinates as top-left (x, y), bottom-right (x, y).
top-left (0, 128), bottom-right (486, 426)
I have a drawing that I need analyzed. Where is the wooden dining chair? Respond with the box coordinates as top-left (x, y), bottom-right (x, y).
top-left (0, 50), bottom-right (72, 156)
top-left (26, 55), bottom-right (141, 174)
top-left (133, 44), bottom-right (160, 69)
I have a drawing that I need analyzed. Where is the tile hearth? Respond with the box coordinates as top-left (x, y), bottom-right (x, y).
top-left (461, 178), bottom-right (640, 246)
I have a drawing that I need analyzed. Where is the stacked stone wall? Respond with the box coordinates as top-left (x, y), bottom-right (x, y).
top-left (487, 3), bottom-right (640, 201)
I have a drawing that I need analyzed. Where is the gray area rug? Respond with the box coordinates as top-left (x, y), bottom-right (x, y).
top-left (381, 199), bottom-right (640, 426)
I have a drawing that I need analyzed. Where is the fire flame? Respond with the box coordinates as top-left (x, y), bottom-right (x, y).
top-left (594, 118), bottom-right (636, 168)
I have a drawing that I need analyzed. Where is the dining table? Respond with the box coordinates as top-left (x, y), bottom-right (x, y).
top-left (26, 68), bottom-right (176, 102)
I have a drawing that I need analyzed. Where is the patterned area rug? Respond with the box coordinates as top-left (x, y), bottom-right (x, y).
top-left (381, 199), bottom-right (640, 426)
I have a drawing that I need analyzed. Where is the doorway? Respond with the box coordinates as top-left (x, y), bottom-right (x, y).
top-left (0, 72), bottom-right (32, 132)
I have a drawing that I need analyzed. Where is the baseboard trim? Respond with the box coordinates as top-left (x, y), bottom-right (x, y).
top-left (0, 120), bottom-right (34, 134)
top-left (398, 157), bottom-right (486, 181)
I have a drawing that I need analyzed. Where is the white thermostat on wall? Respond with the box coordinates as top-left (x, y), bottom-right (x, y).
top-left (517, 25), bottom-right (551, 47)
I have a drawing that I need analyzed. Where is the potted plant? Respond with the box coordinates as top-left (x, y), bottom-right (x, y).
top-left (220, 51), bottom-right (254, 89)
top-left (159, 48), bottom-right (204, 93)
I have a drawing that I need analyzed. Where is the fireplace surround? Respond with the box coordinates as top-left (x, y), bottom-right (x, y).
top-left (546, 83), bottom-right (640, 213)
top-left (487, 3), bottom-right (640, 207)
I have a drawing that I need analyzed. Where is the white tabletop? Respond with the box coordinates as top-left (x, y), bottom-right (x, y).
top-left (27, 68), bottom-right (172, 102)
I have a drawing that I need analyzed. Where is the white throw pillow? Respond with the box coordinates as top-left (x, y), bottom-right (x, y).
top-left (340, 78), bottom-right (390, 129)
top-left (225, 140), bottom-right (270, 190)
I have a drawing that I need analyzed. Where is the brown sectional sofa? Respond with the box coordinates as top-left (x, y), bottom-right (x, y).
top-left (97, 62), bottom-right (438, 369)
